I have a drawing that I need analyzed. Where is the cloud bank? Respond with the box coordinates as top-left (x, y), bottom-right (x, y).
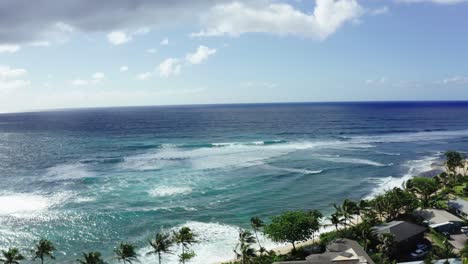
top-left (192, 0), bottom-right (364, 39)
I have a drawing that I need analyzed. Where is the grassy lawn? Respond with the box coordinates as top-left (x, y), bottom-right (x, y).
top-left (427, 229), bottom-right (446, 249)
top-left (452, 184), bottom-right (468, 200)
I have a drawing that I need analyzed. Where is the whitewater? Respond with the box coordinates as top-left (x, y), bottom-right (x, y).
top-left (1, 102), bottom-right (468, 263)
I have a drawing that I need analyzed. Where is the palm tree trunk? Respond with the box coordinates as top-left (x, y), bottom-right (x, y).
top-left (158, 252), bottom-right (161, 264)
top-left (253, 230), bottom-right (263, 252)
top-left (182, 246), bottom-right (185, 264)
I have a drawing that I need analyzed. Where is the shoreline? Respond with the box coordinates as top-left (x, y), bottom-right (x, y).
top-left (218, 159), bottom-right (452, 263)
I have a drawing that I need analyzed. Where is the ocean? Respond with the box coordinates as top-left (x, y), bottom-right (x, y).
top-left (1, 102), bottom-right (468, 263)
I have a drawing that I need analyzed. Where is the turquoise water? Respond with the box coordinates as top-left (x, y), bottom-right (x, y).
top-left (1, 102), bottom-right (468, 263)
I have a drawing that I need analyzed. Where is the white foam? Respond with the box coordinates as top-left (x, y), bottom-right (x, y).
top-left (0, 192), bottom-right (71, 217)
top-left (265, 165), bottom-right (323, 175)
top-left (365, 154), bottom-right (440, 199)
top-left (120, 139), bottom-right (373, 171)
top-left (148, 186), bottom-right (192, 197)
top-left (349, 129), bottom-right (468, 144)
top-left (44, 162), bottom-right (92, 181)
top-left (138, 221), bottom-right (281, 264)
top-left (316, 156), bottom-right (389, 167)
top-left (375, 151), bottom-right (401, 156)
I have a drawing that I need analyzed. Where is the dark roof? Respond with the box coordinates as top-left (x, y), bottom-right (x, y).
top-left (448, 198), bottom-right (468, 215)
top-left (273, 239), bottom-right (375, 264)
top-left (372, 221), bottom-right (426, 242)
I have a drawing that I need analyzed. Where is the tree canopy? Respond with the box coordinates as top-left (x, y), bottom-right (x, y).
top-left (264, 210), bottom-right (316, 250)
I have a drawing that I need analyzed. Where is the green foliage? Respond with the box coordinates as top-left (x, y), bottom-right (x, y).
top-left (0, 248), bottom-right (25, 264)
top-left (460, 243), bottom-right (468, 264)
top-left (445, 151), bottom-right (465, 174)
top-left (376, 233), bottom-right (396, 260)
top-left (250, 216), bottom-right (265, 253)
top-left (173, 227), bottom-right (198, 264)
top-left (76, 252), bottom-right (107, 264)
top-left (333, 199), bottom-right (357, 230)
top-left (369, 187), bottom-right (418, 221)
top-left (114, 242), bottom-right (138, 264)
top-left (148, 231), bottom-right (174, 264)
top-left (32, 239), bottom-right (56, 264)
top-left (319, 231), bottom-right (338, 248)
top-left (263, 211), bottom-right (316, 250)
top-left (406, 177), bottom-right (441, 208)
top-left (234, 229), bottom-right (257, 264)
top-left (178, 251), bottom-right (196, 263)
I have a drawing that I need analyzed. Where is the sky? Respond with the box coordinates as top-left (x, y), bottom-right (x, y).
top-left (0, 0), bottom-right (468, 113)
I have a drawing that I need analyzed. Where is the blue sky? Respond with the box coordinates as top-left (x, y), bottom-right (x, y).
top-left (0, 0), bottom-right (467, 112)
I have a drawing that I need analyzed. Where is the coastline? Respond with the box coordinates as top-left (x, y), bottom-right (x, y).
top-left (219, 159), bottom-right (451, 263)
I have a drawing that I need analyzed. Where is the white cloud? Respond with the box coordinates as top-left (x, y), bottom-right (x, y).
top-left (243, 81), bottom-right (278, 88)
top-left (92, 72), bottom-right (105, 80)
top-left (30, 41), bottom-right (51, 47)
top-left (72, 72), bottom-right (105, 86)
top-left (55, 22), bottom-right (74, 32)
top-left (107, 31), bottom-right (132, 45)
top-left (365, 77), bottom-right (386, 85)
top-left (369, 6), bottom-right (389, 15)
top-left (71, 79), bottom-right (89, 86)
top-left (185, 45), bottom-right (217, 64)
top-left (120, 66), bottom-right (129, 72)
top-left (136, 72), bottom-right (152, 80)
top-left (135, 27), bottom-right (151, 35)
top-left (158, 58), bottom-right (182, 78)
top-left (0, 44), bottom-right (20, 53)
top-left (439, 76), bottom-right (468, 85)
top-left (160, 37), bottom-right (169, 45)
top-left (395, 0), bottom-right (468, 4)
top-left (0, 65), bottom-right (29, 92)
top-left (192, 0), bottom-right (364, 40)
top-left (147, 48), bottom-right (157, 54)
top-left (0, 66), bottom-right (26, 79)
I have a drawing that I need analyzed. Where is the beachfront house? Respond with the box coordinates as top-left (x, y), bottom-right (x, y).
top-left (273, 238), bottom-right (375, 264)
top-left (414, 209), bottom-right (464, 234)
top-left (448, 197), bottom-right (468, 219)
top-left (371, 221), bottom-right (426, 254)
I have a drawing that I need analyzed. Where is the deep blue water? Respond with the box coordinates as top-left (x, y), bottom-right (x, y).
top-left (1, 102), bottom-right (468, 263)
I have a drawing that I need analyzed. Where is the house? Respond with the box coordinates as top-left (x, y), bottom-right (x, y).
top-left (414, 209), bottom-right (464, 233)
top-left (273, 238), bottom-right (375, 264)
top-left (448, 197), bottom-right (468, 219)
top-left (371, 221), bottom-right (426, 254)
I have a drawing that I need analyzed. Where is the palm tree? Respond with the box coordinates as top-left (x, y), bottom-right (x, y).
top-left (76, 252), bottom-right (107, 264)
top-left (0, 248), bottom-right (25, 264)
top-left (32, 239), bottom-right (56, 264)
top-left (406, 177), bottom-right (440, 208)
top-left (250, 216), bottom-right (265, 253)
top-left (333, 199), bottom-right (355, 230)
top-left (173, 227), bottom-right (197, 264)
top-left (307, 210), bottom-right (322, 243)
top-left (328, 213), bottom-right (345, 232)
top-left (147, 232), bottom-right (174, 264)
top-left (114, 242), bottom-right (138, 264)
top-left (234, 229), bottom-right (257, 264)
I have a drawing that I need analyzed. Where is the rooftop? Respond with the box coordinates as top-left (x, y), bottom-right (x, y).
top-left (448, 197), bottom-right (468, 215)
top-left (273, 238), bottom-right (374, 264)
top-left (371, 221), bottom-right (426, 242)
top-left (414, 209), bottom-right (464, 225)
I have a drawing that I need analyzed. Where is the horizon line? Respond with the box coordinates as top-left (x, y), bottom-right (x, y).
top-left (2, 99), bottom-right (468, 115)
